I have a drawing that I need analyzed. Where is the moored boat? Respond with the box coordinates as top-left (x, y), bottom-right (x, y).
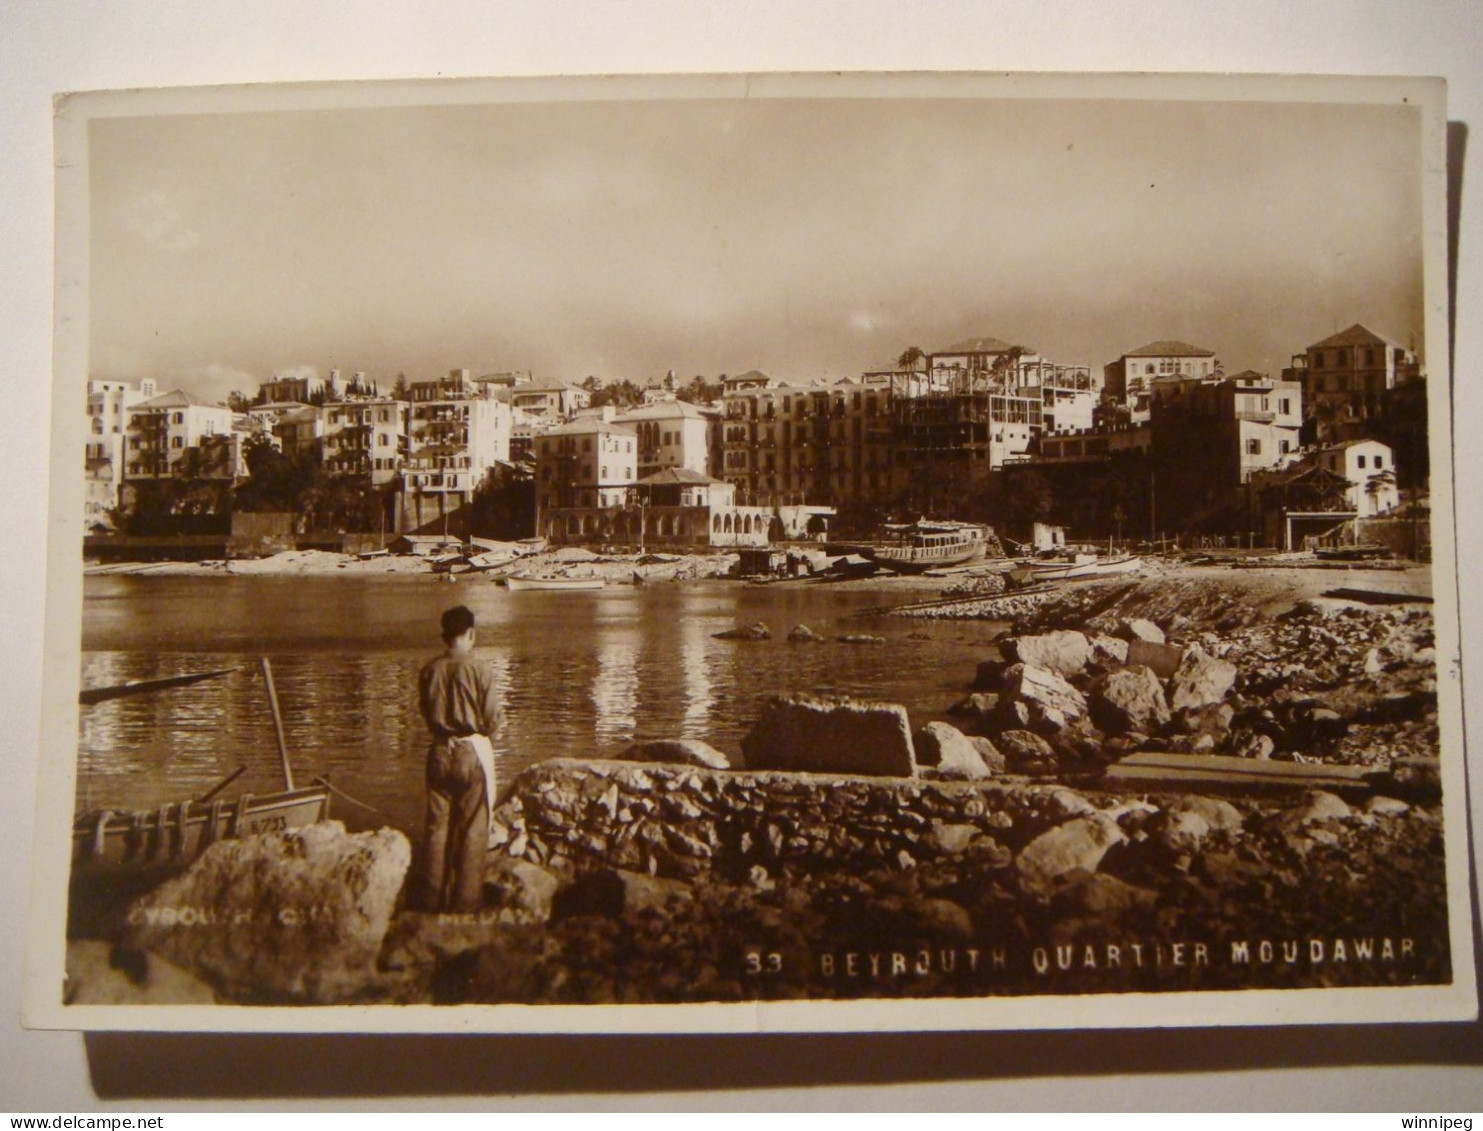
top-left (505, 574), bottom-right (606, 591)
top-left (862, 520), bottom-right (993, 574)
top-left (72, 783), bottom-right (332, 879)
top-left (72, 655), bottom-right (332, 881)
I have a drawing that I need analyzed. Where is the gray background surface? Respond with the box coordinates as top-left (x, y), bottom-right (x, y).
top-left (3, 0), bottom-right (1481, 1110)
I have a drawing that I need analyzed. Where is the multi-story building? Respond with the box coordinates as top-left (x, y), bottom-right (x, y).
top-left (1150, 371), bottom-right (1302, 532)
top-left (84, 378), bottom-right (157, 529)
top-left (890, 387), bottom-right (1043, 485)
top-left (258, 373), bottom-right (327, 405)
top-left (721, 378), bottom-right (897, 506)
top-left (320, 398), bottom-right (409, 486)
top-left (401, 371), bottom-right (513, 527)
top-left (123, 389), bottom-right (236, 480)
top-left (273, 406), bottom-right (323, 462)
top-left (510, 377), bottom-right (591, 420)
top-left (614, 400), bottom-right (715, 479)
top-left (1283, 324), bottom-right (1421, 437)
top-left (534, 419), bottom-right (638, 531)
top-left (1104, 340), bottom-right (1219, 424)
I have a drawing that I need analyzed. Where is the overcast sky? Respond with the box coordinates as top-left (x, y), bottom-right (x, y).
top-left (87, 92), bottom-right (1425, 401)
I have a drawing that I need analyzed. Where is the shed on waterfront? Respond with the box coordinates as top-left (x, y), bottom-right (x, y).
top-left (389, 533), bottom-right (464, 557)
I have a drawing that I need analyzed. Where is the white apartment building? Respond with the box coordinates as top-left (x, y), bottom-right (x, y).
top-left (535, 418), bottom-right (638, 521)
top-left (85, 378), bottom-right (157, 529)
top-left (321, 398), bottom-right (409, 486)
top-left (123, 389), bottom-right (235, 479)
top-left (402, 372), bottom-right (513, 506)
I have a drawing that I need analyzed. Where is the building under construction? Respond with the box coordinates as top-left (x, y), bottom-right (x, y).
top-left (889, 385), bottom-right (1044, 488)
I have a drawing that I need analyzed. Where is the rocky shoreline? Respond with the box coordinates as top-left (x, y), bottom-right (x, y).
top-left (65, 573), bottom-right (1450, 1007)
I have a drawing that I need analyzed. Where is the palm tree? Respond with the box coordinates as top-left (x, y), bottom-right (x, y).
top-left (896, 346), bottom-right (925, 373)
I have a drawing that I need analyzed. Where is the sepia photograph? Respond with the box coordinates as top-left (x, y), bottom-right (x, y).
top-left (25, 71), bottom-right (1474, 1032)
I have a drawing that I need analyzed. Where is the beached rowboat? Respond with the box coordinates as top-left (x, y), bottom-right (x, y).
top-left (72, 783), bottom-right (332, 879)
top-left (505, 574), bottom-right (605, 591)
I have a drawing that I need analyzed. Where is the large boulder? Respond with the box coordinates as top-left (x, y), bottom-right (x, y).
top-left (1126, 639), bottom-right (1185, 679)
top-left (65, 941), bottom-right (216, 1005)
top-left (1167, 645), bottom-right (1238, 711)
top-left (127, 822), bottom-right (411, 1004)
top-left (620, 738), bottom-right (733, 770)
top-left (1088, 634), bottom-right (1131, 668)
top-left (786, 623), bottom-right (825, 643)
top-left (997, 663), bottom-right (1087, 733)
top-left (1015, 814), bottom-right (1126, 889)
top-left (1166, 794), bottom-right (1245, 834)
top-left (483, 857), bottom-right (564, 923)
top-left (1003, 630), bottom-right (1092, 677)
top-left (948, 691), bottom-right (999, 719)
top-left (1275, 790), bottom-right (1353, 831)
top-left (741, 693), bottom-right (916, 776)
top-left (996, 729), bottom-right (1058, 773)
top-left (915, 721), bottom-right (997, 780)
top-left (1116, 618), bottom-right (1166, 644)
top-left (1090, 665), bottom-right (1171, 735)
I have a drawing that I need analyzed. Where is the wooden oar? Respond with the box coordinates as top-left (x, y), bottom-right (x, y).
top-left (79, 668), bottom-right (234, 706)
top-left (258, 657), bottom-right (295, 791)
top-left (193, 764), bottom-right (247, 805)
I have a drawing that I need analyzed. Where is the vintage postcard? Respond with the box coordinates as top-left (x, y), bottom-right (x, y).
top-left (24, 72), bottom-right (1474, 1033)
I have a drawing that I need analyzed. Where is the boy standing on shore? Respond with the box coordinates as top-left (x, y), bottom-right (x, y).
top-left (418, 604), bottom-right (503, 913)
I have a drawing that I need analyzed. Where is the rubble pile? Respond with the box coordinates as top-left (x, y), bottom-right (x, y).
top-left (948, 586), bottom-right (1441, 772)
top-left (392, 762), bottom-right (1448, 1003)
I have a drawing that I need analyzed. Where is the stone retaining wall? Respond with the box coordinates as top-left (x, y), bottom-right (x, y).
top-left (492, 758), bottom-right (1092, 882)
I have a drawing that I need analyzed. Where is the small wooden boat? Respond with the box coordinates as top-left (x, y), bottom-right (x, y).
top-left (79, 668), bottom-right (233, 707)
top-left (72, 656), bottom-right (331, 881)
top-left (1087, 554), bottom-right (1143, 576)
top-left (72, 782), bottom-right (332, 879)
top-left (1011, 555), bottom-right (1097, 584)
top-left (505, 574), bottom-right (605, 591)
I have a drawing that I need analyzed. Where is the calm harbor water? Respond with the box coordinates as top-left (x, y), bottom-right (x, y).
top-left (79, 575), bottom-right (1004, 836)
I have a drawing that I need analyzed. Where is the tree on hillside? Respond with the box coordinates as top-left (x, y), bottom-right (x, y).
top-left (677, 376), bottom-right (722, 404)
top-left (591, 379), bottom-right (643, 409)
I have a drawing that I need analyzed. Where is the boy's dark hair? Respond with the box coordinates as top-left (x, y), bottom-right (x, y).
top-left (441, 605), bottom-right (476, 642)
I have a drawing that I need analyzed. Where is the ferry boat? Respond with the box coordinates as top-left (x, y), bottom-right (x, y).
top-left (862, 520), bottom-right (993, 575)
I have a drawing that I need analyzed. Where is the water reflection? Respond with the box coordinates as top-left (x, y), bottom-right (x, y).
top-left (591, 605), bottom-right (640, 747)
top-left (78, 576), bottom-right (1004, 836)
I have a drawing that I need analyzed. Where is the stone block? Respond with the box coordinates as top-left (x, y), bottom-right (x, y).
top-left (741, 693), bottom-right (916, 777)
